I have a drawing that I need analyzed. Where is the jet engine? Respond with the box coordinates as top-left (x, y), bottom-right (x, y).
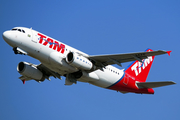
top-left (66, 52), bottom-right (93, 70)
top-left (17, 62), bottom-right (45, 81)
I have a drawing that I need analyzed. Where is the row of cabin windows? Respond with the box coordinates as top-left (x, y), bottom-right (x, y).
top-left (76, 56), bottom-right (120, 75)
top-left (77, 57), bottom-right (91, 65)
top-left (104, 67), bottom-right (120, 75)
top-left (11, 28), bottom-right (25, 33)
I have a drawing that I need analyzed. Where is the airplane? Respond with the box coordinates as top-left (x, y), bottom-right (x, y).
top-left (2, 27), bottom-right (176, 94)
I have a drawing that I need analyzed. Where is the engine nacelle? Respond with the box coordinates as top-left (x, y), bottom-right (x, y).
top-left (66, 52), bottom-right (93, 70)
top-left (17, 62), bottom-right (44, 81)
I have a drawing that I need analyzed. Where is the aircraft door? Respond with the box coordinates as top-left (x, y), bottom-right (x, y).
top-left (123, 73), bottom-right (129, 85)
top-left (31, 28), bottom-right (38, 43)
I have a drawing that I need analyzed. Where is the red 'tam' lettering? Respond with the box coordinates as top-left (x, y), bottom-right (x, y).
top-left (37, 33), bottom-right (65, 54)
top-left (38, 33), bottom-right (46, 44)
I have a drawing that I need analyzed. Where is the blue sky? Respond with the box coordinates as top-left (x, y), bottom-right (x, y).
top-left (1, 0), bottom-right (179, 120)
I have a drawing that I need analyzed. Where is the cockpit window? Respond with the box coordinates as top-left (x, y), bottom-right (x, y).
top-left (12, 28), bottom-right (17, 31)
top-left (18, 29), bottom-right (21, 32)
top-left (11, 28), bottom-right (25, 33)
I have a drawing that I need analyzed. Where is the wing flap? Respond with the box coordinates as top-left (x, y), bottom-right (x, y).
top-left (136, 81), bottom-right (176, 88)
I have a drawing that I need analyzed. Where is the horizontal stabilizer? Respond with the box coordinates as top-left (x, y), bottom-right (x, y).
top-left (137, 81), bottom-right (176, 88)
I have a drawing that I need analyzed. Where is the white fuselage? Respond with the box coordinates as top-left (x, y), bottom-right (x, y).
top-left (3, 27), bottom-right (124, 88)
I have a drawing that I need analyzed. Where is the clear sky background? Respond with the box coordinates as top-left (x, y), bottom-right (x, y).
top-left (0, 0), bottom-right (179, 120)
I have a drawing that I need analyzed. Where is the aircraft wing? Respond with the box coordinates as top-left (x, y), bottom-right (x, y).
top-left (88, 50), bottom-right (171, 67)
top-left (37, 64), bottom-right (62, 80)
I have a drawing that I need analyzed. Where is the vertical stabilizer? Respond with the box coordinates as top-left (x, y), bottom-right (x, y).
top-left (125, 49), bottom-right (155, 82)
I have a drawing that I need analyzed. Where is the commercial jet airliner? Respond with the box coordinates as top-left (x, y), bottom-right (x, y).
top-left (2, 27), bottom-right (176, 94)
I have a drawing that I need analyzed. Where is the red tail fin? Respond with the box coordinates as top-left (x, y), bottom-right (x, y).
top-left (125, 49), bottom-right (155, 82)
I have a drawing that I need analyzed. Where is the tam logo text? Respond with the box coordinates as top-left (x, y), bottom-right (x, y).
top-left (131, 56), bottom-right (153, 76)
top-left (37, 33), bottom-right (65, 54)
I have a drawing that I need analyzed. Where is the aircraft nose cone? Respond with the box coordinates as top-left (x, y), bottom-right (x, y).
top-left (2, 31), bottom-right (11, 41)
top-left (2, 31), bottom-right (17, 47)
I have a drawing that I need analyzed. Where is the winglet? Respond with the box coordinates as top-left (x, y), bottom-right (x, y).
top-left (22, 80), bottom-right (25, 84)
top-left (167, 51), bottom-right (172, 56)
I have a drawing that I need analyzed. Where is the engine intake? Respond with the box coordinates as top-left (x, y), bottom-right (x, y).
top-left (66, 52), bottom-right (93, 70)
top-left (17, 62), bottom-right (44, 81)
